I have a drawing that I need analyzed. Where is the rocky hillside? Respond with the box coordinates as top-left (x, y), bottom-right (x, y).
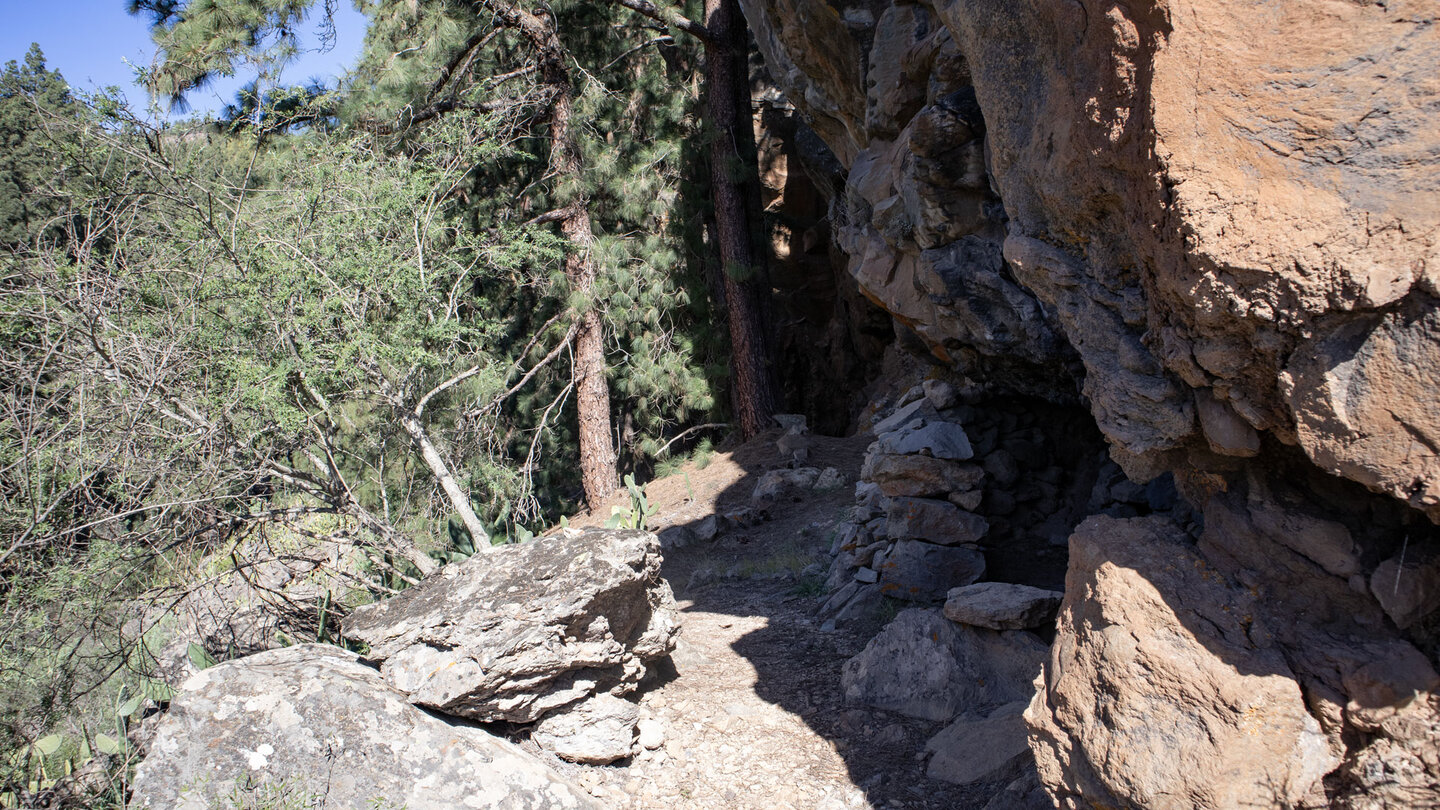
top-left (739, 0), bottom-right (1439, 806)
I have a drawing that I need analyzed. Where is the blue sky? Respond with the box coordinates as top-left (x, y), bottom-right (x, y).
top-left (0, 0), bottom-right (368, 118)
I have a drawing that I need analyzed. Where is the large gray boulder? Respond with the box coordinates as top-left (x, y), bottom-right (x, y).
top-left (343, 528), bottom-right (678, 723)
top-left (841, 608), bottom-right (1046, 722)
top-left (128, 644), bottom-right (599, 810)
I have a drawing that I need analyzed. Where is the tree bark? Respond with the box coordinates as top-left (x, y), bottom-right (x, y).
top-left (703, 0), bottom-right (779, 439)
top-left (481, 0), bottom-right (619, 507)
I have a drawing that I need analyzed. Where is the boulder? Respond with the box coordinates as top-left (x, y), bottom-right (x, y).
top-left (1028, 516), bottom-right (1339, 809)
top-left (841, 608), bottom-right (1046, 722)
top-left (885, 497), bottom-right (988, 546)
top-left (874, 420), bottom-right (974, 460)
top-left (530, 693), bottom-right (639, 765)
top-left (980, 771), bottom-right (1058, 810)
top-left (876, 540), bottom-right (985, 602)
top-left (342, 528), bottom-right (677, 723)
top-left (943, 582), bottom-right (1063, 630)
top-left (128, 644), bottom-right (599, 810)
top-left (751, 467), bottom-right (823, 512)
top-left (925, 701), bottom-right (1032, 786)
top-left (861, 453), bottom-right (984, 498)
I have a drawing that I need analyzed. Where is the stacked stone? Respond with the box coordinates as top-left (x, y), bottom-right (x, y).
top-left (822, 381), bottom-right (989, 626)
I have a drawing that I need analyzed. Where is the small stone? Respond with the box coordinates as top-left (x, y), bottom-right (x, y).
top-left (814, 467), bottom-right (847, 491)
top-left (923, 380), bottom-right (959, 410)
top-left (855, 567), bottom-right (879, 584)
top-left (948, 490), bottom-right (983, 511)
top-left (658, 524), bottom-right (696, 551)
top-left (637, 718), bottom-right (665, 750)
top-left (694, 515), bottom-right (721, 541)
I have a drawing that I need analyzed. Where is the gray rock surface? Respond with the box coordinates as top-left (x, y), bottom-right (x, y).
top-left (128, 644), bottom-right (599, 810)
top-left (841, 608), bottom-right (1045, 721)
top-left (874, 420), bottom-right (974, 460)
top-left (1370, 547), bottom-right (1440, 630)
top-left (885, 497), bottom-right (988, 546)
top-left (925, 701), bottom-right (1031, 786)
top-left (943, 582), bottom-right (1063, 630)
top-left (875, 540), bottom-right (985, 602)
top-left (343, 528), bottom-right (677, 723)
top-left (530, 693), bottom-right (640, 765)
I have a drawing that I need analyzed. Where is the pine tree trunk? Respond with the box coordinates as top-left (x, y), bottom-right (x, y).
top-left (704, 0), bottom-right (779, 439)
top-left (483, 0), bottom-right (620, 507)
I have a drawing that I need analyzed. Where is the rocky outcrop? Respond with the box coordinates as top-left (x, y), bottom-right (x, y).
top-left (343, 528), bottom-right (677, 725)
top-left (741, 0), bottom-right (1440, 805)
top-left (741, 0), bottom-right (1440, 518)
top-left (128, 644), bottom-right (599, 810)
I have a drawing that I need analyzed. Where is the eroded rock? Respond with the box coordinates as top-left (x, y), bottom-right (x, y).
top-left (1028, 516), bottom-right (1338, 809)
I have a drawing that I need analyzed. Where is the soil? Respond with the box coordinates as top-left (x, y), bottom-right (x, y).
top-left (541, 430), bottom-right (1008, 809)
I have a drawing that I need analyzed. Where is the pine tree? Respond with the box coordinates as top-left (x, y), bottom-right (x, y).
top-left (0, 45), bottom-right (75, 249)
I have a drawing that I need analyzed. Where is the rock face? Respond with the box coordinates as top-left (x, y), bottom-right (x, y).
top-left (128, 644), bottom-right (599, 810)
top-left (742, 0), bottom-right (1440, 805)
top-left (343, 528), bottom-right (678, 723)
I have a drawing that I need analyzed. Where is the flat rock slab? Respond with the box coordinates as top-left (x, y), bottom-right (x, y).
top-left (343, 528), bottom-right (678, 723)
top-left (944, 582), bottom-right (1063, 630)
top-left (874, 420), bottom-right (974, 460)
top-left (128, 644), bottom-right (599, 810)
top-left (841, 608), bottom-right (1046, 722)
top-left (926, 701), bottom-right (1032, 786)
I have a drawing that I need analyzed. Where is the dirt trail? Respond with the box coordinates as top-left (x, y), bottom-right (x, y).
top-left (545, 432), bottom-right (993, 809)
